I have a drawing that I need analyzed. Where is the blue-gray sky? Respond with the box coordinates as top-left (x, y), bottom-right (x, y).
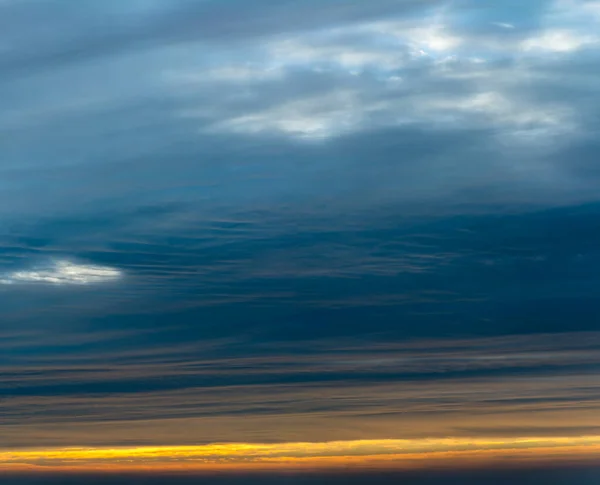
top-left (1, 0), bottom-right (600, 480)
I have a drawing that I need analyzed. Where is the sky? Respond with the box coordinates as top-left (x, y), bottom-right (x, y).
top-left (1, 0), bottom-right (600, 483)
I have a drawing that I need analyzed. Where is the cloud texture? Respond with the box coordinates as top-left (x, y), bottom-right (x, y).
top-left (1, 0), bottom-right (600, 473)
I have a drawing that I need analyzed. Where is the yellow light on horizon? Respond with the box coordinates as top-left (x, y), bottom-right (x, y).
top-left (3, 436), bottom-right (600, 472)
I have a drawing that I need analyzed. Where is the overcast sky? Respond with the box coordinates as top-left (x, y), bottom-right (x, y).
top-left (1, 0), bottom-right (600, 482)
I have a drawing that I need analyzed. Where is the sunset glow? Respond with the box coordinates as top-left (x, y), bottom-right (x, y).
top-left (3, 0), bottom-right (600, 483)
top-left (4, 436), bottom-right (600, 472)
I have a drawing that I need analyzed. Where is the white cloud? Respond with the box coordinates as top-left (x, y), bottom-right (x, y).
top-left (167, 1), bottom-right (587, 147)
top-left (208, 90), bottom-right (367, 140)
top-left (409, 26), bottom-right (462, 53)
top-left (521, 29), bottom-right (597, 52)
top-left (520, 0), bottom-right (600, 53)
top-left (410, 90), bottom-right (576, 147)
top-left (363, 15), bottom-right (462, 57)
top-left (202, 55), bottom-right (576, 141)
top-left (1, 260), bottom-right (122, 286)
top-left (432, 91), bottom-right (569, 127)
top-left (493, 22), bottom-right (515, 29)
top-left (263, 33), bottom-right (407, 74)
top-left (204, 87), bottom-right (574, 146)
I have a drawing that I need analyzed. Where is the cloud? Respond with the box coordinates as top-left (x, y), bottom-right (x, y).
top-left (366, 19), bottom-right (462, 55)
top-left (2, 0), bottom-right (599, 222)
top-left (493, 22), bottom-right (516, 29)
top-left (0, 260), bottom-right (122, 285)
top-left (0, 0), bottom-right (438, 76)
top-left (1, 0), bottom-right (600, 460)
top-left (208, 90), bottom-right (366, 140)
top-left (2, 330), bottom-right (600, 448)
top-left (165, 1), bottom-right (589, 149)
top-left (519, 0), bottom-right (600, 52)
top-left (521, 30), bottom-right (598, 52)
top-left (4, 436), bottom-right (600, 472)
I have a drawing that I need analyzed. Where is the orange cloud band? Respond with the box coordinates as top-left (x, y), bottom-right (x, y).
top-left (3, 436), bottom-right (600, 472)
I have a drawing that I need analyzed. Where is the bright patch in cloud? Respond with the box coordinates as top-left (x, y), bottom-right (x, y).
top-left (3, 436), bottom-right (600, 471)
top-left (168, 0), bottom-right (590, 148)
top-left (439, 92), bottom-right (569, 127)
top-left (493, 22), bottom-right (516, 29)
top-left (412, 26), bottom-right (462, 53)
top-left (210, 90), bottom-right (365, 140)
top-left (266, 37), bottom-right (405, 72)
top-left (364, 19), bottom-right (462, 57)
top-left (1, 260), bottom-right (122, 285)
top-left (522, 30), bottom-right (597, 52)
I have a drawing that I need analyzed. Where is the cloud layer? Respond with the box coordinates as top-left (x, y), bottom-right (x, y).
top-left (3, 331), bottom-right (600, 448)
top-left (1, 0), bottom-right (600, 458)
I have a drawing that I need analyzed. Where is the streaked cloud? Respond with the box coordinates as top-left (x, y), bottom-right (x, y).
top-left (1, 0), bottom-right (600, 468)
top-left (2, 332), bottom-right (600, 449)
top-left (208, 90), bottom-right (365, 140)
top-left (0, 260), bottom-right (122, 285)
top-left (3, 436), bottom-right (600, 472)
top-left (161, 1), bottom-right (590, 150)
top-left (493, 22), bottom-right (516, 29)
top-left (521, 30), bottom-right (598, 52)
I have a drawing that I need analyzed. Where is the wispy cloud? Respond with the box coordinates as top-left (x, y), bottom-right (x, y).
top-left (2, 332), bottom-right (600, 448)
top-left (521, 30), bottom-right (598, 52)
top-left (1, 0), bottom-right (600, 459)
top-left (1, 260), bottom-right (122, 285)
top-left (4, 436), bottom-right (600, 472)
